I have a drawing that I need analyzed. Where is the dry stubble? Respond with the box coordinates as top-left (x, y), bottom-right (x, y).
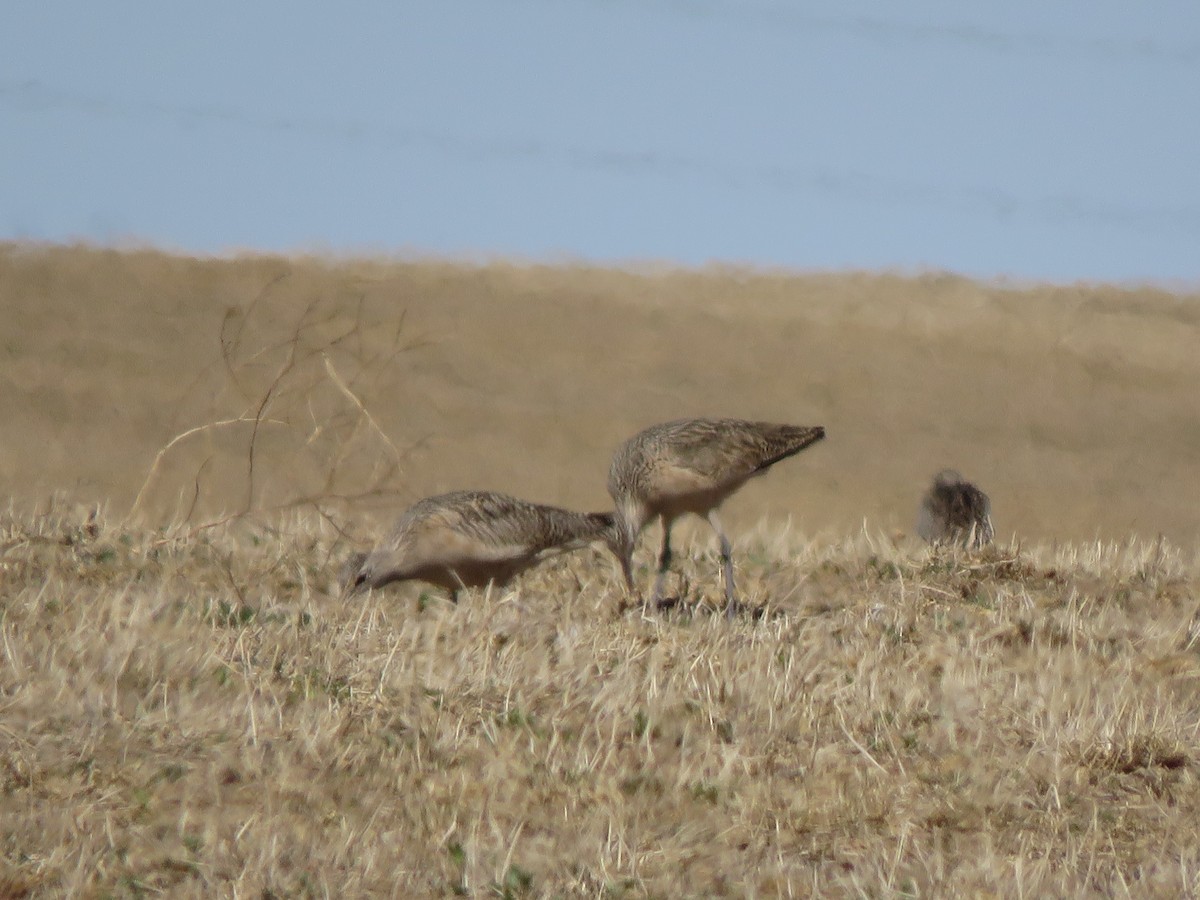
top-left (2, 504), bottom-right (1199, 896)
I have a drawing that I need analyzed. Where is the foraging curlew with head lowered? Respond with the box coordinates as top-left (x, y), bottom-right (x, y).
top-left (347, 490), bottom-right (617, 603)
top-left (608, 418), bottom-right (826, 618)
top-left (917, 469), bottom-right (994, 549)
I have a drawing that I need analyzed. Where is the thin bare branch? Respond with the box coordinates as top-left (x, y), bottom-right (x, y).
top-left (130, 416), bottom-right (287, 518)
top-left (321, 352), bottom-right (405, 469)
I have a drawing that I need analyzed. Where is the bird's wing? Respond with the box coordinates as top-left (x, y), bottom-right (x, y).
top-left (660, 421), bottom-right (782, 485)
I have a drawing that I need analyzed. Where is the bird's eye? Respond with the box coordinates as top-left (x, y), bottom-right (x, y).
top-left (353, 572), bottom-right (368, 588)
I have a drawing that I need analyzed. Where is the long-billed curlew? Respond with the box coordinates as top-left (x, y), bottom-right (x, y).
top-left (608, 418), bottom-right (826, 617)
top-left (347, 490), bottom-right (617, 602)
top-left (917, 469), bottom-right (994, 549)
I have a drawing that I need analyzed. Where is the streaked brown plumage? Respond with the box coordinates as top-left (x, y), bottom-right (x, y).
top-left (348, 490), bottom-right (616, 602)
top-left (608, 418), bottom-right (826, 617)
top-left (917, 470), bottom-right (994, 549)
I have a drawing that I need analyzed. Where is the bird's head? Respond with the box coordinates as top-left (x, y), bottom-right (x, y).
top-left (608, 498), bottom-right (648, 593)
top-left (339, 550), bottom-right (374, 595)
top-left (934, 469), bottom-right (966, 488)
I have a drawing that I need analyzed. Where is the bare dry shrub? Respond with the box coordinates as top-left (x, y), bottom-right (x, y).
top-left (127, 265), bottom-right (428, 540)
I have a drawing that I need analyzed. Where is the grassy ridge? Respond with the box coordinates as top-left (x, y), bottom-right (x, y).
top-left (2, 243), bottom-right (1198, 544)
top-left (2, 504), bottom-right (1198, 896)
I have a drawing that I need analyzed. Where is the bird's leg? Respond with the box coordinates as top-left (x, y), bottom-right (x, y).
top-left (618, 550), bottom-right (636, 592)
top-left (617, 553), bottom-right (645, 614)
top-left (707, 510), bottom-right (740, 619)
top-left (650, 518), bottom-right (674, 611)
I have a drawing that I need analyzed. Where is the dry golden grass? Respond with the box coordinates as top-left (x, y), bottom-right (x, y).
top-left (2, 242), bottom-right (1198, 544)
top-left (2, 243), bottom-right (1199, 896)
top-left (2, 504), bottom-right (1199, 896)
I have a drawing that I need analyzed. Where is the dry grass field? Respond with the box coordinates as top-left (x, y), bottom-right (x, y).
top-left (1, 243), bottom-right (1199, 896)
top-left (3, 507), bottom-right (1199, 896)
top-left (2, 242), bottom-right (1198, 543)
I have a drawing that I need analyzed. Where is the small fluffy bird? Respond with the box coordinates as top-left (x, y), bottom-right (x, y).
top-left (347, 490), bottom-right (616, 602)
top-left (917, 469), bottom-right (994, 549)
top-left (608, 417), bottom-right (826, 617)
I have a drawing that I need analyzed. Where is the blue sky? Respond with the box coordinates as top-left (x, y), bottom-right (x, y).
top-left (3, 1), bottom-right (1199, 283)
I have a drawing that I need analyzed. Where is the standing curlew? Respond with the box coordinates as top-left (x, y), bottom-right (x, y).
top-left (917, 469), bottom-right (994, 549)
top-left (608, 418), bottom-right (826, 618)
top-left (347, 490), bottom-right (617, 603)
